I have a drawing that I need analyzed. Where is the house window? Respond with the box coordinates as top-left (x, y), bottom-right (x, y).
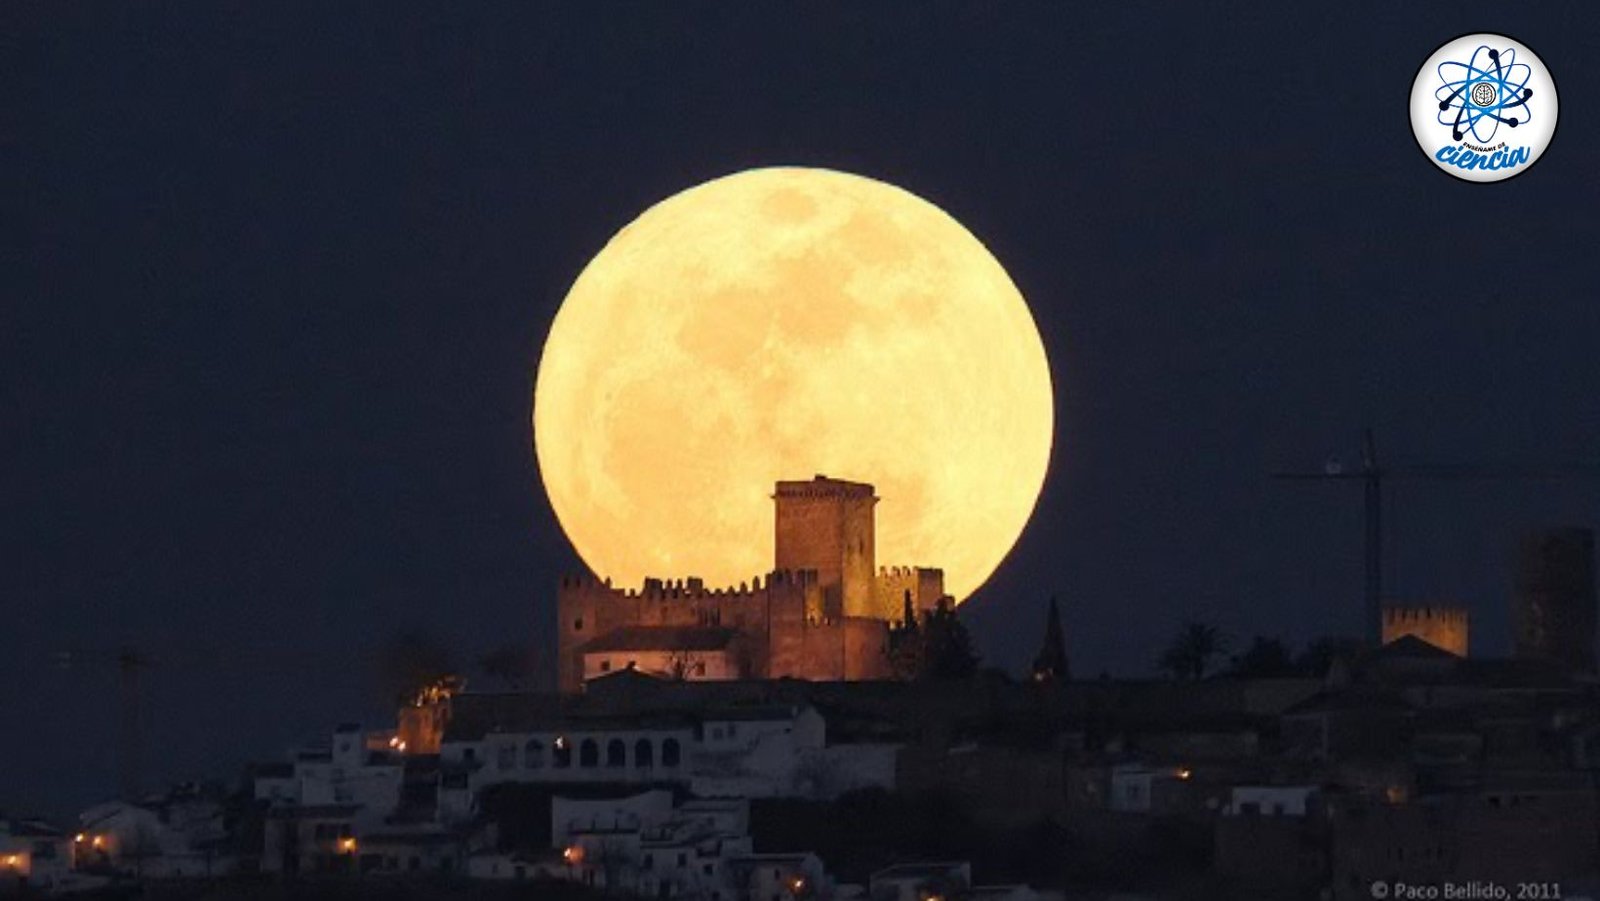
top-left (574, 617), bottom-right (584, 631)
top-left (636, 739), bottom-right (654, 768)
top-left (600, 660), bottom-right (611, 672)
top-left (525, 739), bottom-right (545, 769)
top-left (711, 726), bottom-right (723, 740)
top-left (580, 738), bottom-right (599, 768)
top-left (497, 743), bottom-right (517, 770)
top-left (463, 747), bottom-right (477, 763)
top-left (607, 739), bottom-right (626, 768)
top-left (554, 738), bottom-right (572, 768)
top-left (702, 863), bottom-right (713, 875)
top-left (662, 738), bottom-right (681, 767)
top-left (643, 854), bottom-right (653, 868)
top-left (677, 853), bottom-right (687, 868)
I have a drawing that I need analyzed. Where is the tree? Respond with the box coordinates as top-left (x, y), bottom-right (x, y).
top-left (1157, 621), bottom-right (1228, 681)
top-left (1294, 636), bottom-right (1364, 678)
top-left (1227, 635), bottom-right (1295, 677)
top-left (1030, 596), bottom-right (1070, 682)
top-left (379, 629), bottom-right (458, 705)
top-left (478, 643), bottom-right (537, 691)
top-left (664, 646), bottom-right (705, 681)
top-left (889, 597), bottom-right (979, 681)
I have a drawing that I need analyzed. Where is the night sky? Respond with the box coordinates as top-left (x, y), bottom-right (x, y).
top-left (9, 3), bottom-right (1599, 818)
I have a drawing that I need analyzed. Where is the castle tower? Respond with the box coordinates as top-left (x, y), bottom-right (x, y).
top-left (1380, 604), bottom-right (1469, 657)
top-left (1513, 527), bottom-right (1597, 674)
top-left (774, 476), bottom-right (878, 619)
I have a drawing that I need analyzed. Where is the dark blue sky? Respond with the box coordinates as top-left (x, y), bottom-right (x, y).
top-left (8, 2), bottom-right (1598, 818)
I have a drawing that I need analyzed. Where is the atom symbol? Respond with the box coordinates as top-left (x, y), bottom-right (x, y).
top-left (1436, 45), bottom-right (1533, 143)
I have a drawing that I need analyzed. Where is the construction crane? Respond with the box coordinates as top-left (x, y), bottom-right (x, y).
top-left (1274, 428), bottom-right (1600, 648)
top-left (54, 643), bottom-right (369, 802)
top-left (53, 647), bottom-right (154, 801)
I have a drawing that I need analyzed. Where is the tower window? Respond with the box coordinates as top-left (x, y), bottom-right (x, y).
top-left (573, 617), bottom-right (584, 631)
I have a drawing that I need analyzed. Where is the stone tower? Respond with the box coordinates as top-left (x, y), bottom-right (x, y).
top-left (774, 476), bottom-right (879, 620)
top-left (1381, 604), bottom-right (1469, 657)
top-left (1513, 527), bottom-right (1597, 674)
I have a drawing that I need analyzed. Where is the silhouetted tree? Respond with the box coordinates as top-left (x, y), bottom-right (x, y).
top-left (665, 647), bottom-right (706, 681)
top-left (1030, 596), bottom-right (1070, 682)
top-left (1227, 635), bottom-right (1295, 677)
top-left (379, 628), bottom-right (457, 705)
top-left (1294, 635), bottom-right (1364, 678)
top-left (478, 643), bottom-right (536, 691)
top-left (888, 597), bottom-right (979, 681)
top-left (1157, 621), bottom-right (1228, 681)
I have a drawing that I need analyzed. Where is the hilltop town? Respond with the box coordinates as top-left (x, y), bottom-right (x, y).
top-left (5, 485), bottom-right (1597, 900)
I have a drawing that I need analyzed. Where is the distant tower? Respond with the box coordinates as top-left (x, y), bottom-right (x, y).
top-left (774, 476), bottom-right (879, 619)
top-left (1030, 596), bottom-right (1070, 681)
top-left (1380, 604), bottom-right (1469, 657)
top-left (1513, 527), bottom-right (1597, 674)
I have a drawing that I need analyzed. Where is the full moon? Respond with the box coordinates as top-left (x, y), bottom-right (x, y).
top-left (533, 167), bottom-right (1053, 602)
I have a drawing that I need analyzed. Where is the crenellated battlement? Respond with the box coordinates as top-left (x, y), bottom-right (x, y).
top-left (1381, 603), bottom-right (1470, 657)
top-left (559, 568), bottom-right (822, 604)
top-left (1382, 606), bottom-right (1469, 625)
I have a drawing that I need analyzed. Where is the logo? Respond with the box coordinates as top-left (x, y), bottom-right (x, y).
top-left (1409, 33), bottom-right (1559, 182)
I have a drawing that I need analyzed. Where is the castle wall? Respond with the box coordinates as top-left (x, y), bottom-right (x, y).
top-left (842, 617), bottom-right (891, 680)
top-left (1381, 605), bottom-right (1469, 657)
top-left (557, 570), bottom-right (837, 692)
top-left (873, 566), bottom-right (947, 623)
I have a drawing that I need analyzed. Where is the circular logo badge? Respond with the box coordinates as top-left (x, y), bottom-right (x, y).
top-left (1410, 33), bottom-right (1558, 183)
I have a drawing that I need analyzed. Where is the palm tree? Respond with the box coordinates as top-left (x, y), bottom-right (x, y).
top-left (1158, 621), bottom-right (1228, 681)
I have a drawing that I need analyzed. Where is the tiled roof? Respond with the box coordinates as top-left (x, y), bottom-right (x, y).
top-left (578, 625), bottom-right (739, 654)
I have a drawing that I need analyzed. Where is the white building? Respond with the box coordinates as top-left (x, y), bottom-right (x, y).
top-left (511, 790), bottom-right (833, 901)
top-left (0, 818), bottom-right (75, 894)
top-left (1224, 785), bottom-right (1318, 817)
top-left (255, 723), bottom-right (404, 814)
top-left (731, 851), bottom-right (832, 901)
top-left (76, 787), bottom-right (236, 879)
top-left (439, 701), bottom-right (897, 822)
top-left (252, 723), bottom-right (416, 876)
top-left (869, 861), bottom-right (972, 901)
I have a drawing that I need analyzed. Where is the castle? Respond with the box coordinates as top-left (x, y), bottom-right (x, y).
top-left (556, 476), bottom-right (951, 692)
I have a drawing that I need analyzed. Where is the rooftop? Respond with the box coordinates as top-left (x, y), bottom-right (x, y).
top-left (579, 625), bottom-right (739, 654)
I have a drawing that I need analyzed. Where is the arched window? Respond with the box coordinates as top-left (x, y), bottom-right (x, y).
top-left (662, 738), bottom-right (681, 768)
top-left (524, 739), bottom-right (545, 769)
top-left (635, 739), bottom-right (654, 769)
top-left (496, 742), bottom-right (516, 771)
top-left (553, 737), bottom-right (572, 768)
top-left (606, 739), bottom-right (626, 768)
top-left (579, 738), bottom-right (599, 768)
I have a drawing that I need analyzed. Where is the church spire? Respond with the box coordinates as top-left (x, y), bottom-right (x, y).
top-left (1031, 596), bottom-right (1069, 682)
